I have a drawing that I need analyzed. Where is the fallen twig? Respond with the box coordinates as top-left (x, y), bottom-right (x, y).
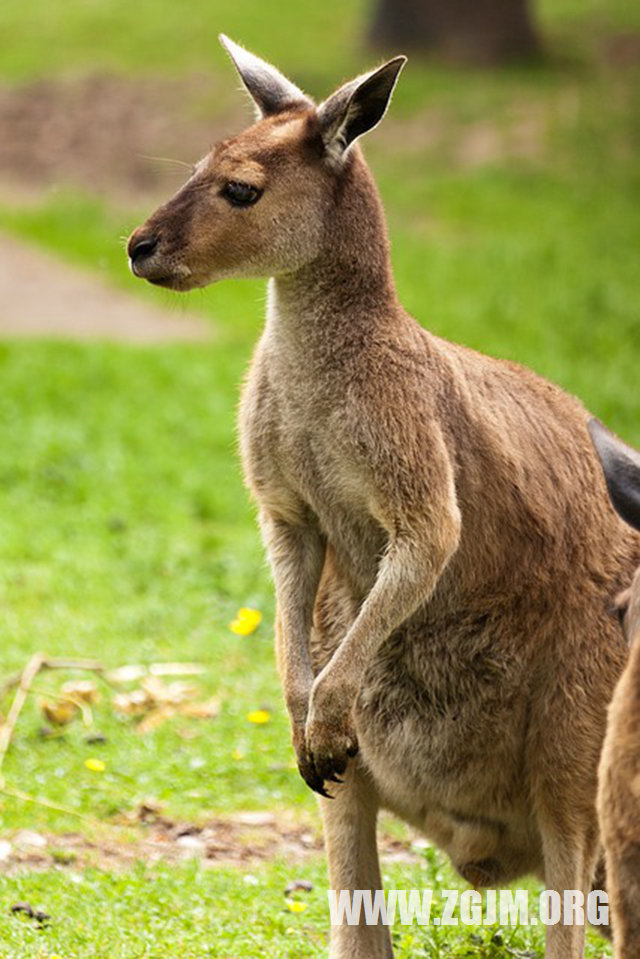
top-left (0, 653), bottom-right (46, 781)
top-left (0, 658), bottom-right (104, 701)
top-left (0, 655), bottom-right (105, 779)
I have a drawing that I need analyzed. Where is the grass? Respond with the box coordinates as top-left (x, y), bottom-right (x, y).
top-left (1, 0), bottom-right (640, 86)
top-left (0, 0), bottom-right (370, 87)
top-left (0, 0), bottom-right (639, 954)
top-left (0, 853), bottom-right (613, 958)
top-left (0, 340), bottom-right (311, 828)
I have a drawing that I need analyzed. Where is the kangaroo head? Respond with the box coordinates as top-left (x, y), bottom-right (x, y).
top-left (589, 418), bottom-right (640, 643)
top-left (127, 37), bottom-right (405, 291)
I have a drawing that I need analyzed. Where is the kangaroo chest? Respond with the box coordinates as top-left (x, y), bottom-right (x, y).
top-left (242, 347), bottom-right (386, 590)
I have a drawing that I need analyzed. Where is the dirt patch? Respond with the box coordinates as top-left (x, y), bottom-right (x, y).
top-left (0, 70), bottom-right (540, 200)
top-left (0, 71), bottom-right (550, 205)
top-left (0, 73), bottom-right (243, 204)
top-left (0, 44), bottom-right (636, 202)
top-left (0, 231), bottom-right (209, 342)
top-left (0, 809), bottom-right (419, 875)
top-left (381, 100), bottom-right (548, 169)
top-left (601, 31), bottom-right (640, 68)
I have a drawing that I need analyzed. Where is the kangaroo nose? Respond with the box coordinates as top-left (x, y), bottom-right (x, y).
top-left (128, 233), bottom-right (159, 264)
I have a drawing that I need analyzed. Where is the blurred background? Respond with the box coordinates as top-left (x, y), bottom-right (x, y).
top-left (0, 1), bottom-right (638, 956)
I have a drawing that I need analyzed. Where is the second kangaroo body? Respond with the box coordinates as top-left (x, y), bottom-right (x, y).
top-left (128, 37), bottom-right (640, 959)
top-left (590, 421), bottom-right (640, 959)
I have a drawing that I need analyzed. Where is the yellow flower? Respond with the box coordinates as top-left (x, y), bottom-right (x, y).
top-left (246, 709), bottom-right (270, 725)
top-left (84, 758), bottom-right (106, 772)
top-left (232, 749), bottom-right (244, 760)
top-left (229, 607), bottom-right (262, 635)
top-left (286, 900), bottom-right (307, 913)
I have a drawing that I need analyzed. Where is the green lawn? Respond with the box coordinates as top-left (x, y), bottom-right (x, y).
top-left (0, 853), bottom-right (613, 958)
top-left (0, 0), bottom-right (638, 955)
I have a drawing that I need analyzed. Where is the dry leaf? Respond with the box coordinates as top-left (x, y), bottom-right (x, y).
top-left (141, 677), bottom-right (200, 705)
top-left (110, 668), bottom-right (215, 734)
top-left (107, 662), bottom-right (205, 684)
top-left (136, 705), bottom-right (176, 735)
top-left (113, 689), bottom-right (153, 716)
top-left (61, 680), bottom-right (100, 704)
top-left (178, 697), bottom-right (220, 719)
top-left (40, 698), bottom-right (78, 726)
top-left (106, 664), bottom-right (147, 684)
top-left (149, 662), bottom-right (205, 677)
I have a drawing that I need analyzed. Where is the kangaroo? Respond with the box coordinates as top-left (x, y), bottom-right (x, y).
top-left (128, 37), bottom-right (640, 959)
top-left (590, 419), bottom-right (640, 959)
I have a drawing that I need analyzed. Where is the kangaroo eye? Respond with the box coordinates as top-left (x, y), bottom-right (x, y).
top-left (223, 181), bottom-right (262, 207)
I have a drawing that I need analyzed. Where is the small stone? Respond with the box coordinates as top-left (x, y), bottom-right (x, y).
top-left (15, 830), bottom-right (47, 849)
top-left (233, 811), bottom-right (274, 826)
top-left (10, 902), bottom-right (50, 926)
top-left (176, 835), bottom-right (206, 856)
top-left (37, 726), bottom-right (57, 739)
top-left (11, 902), bottom-right (34, 916)
top-left (285, 879), bottom-right (314, 896)
top-left (174, 825), bottom-right (200, 838)
top-left (410, 838), bottom-right (430, 852)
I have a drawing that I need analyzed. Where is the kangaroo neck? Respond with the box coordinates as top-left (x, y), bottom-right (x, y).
top-left (267, 150), bottom-right (399, 354)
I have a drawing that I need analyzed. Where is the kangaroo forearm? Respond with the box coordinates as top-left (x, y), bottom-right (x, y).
top-left (303, 528), bottom-right (459, 793)
top-left (262, 513), bottom-right (326, 719)
top-left (322, 527), bottom-right (459, 691)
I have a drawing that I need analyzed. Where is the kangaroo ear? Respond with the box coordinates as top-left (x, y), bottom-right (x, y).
top-left (317, 56), bottom-right (406, 163)
top-left (219, 35), bottom-right (312, 118)
top-left (589, 418), bottom-right (640, 532)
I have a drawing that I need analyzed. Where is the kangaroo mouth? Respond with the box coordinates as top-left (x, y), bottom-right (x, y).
top-left (146, 273), bottom-right (184, 289)
top-left (148, 273), bottom-right (201, 292)
top-left (129, 258), bottom-right (195, 292)
top-left (128, 226), bottom-right (201, 292)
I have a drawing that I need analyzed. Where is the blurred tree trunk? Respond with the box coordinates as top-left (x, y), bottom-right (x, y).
top-left (369, 0), bottom-right (541, 66)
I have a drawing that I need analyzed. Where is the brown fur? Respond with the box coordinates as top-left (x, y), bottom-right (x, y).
top-left (591, 422), bottom-right (640, 959)
top-left (128, 38), bottom-right (640, 958)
